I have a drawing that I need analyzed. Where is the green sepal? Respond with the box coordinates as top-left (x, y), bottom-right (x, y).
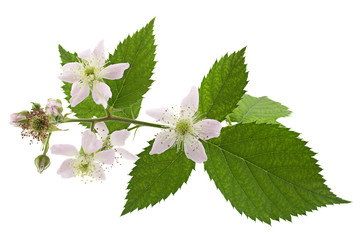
top-left (18, 110), bottom-right (29, 115)
top-left (48, 125), bottom-right (65, 132)
top-left (31, 102), bottom-right (41, 110)
top-left (18, 119), bottom-right (28, 124)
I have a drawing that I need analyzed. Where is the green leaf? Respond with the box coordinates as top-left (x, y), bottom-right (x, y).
top-left (198, 48), bottom-right (248, 122)
top-left (229, 94), bottom-right (291, 124)
top-left (107, 18), bottom-right (156, 110)
top-left (58, 18), bottom-right (156, 133)
top-left (203, 123), bottom-right (349, 224)
top-left (122, 140), bottom-right (195, 216)
top-left (58, 44), bottom-right (78, 65)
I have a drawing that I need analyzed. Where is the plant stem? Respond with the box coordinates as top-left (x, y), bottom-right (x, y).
top-left (63, 115), bottom-right (167, 129)
top-left (43, 132), bottom-right (52, 155)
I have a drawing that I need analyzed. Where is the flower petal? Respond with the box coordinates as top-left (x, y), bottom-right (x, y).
top-left (102, 63), bottom-right (130, 80)
top-left (110, 129), bottom-right (130, 146)
top-left (149, 130), bottom-right (176, 155)
top-left (181, 86), bottom-right (199, 117)
top-left (57, 159), bottom-right (75, 178)
top-left (115, 147), bottom-right (138, 161)
top-left (81, 130), bottom-right (103, 154)
top-left (62, 62), bottom-right (82, 71)
top-left (93, 40), bottom-right (105, 66)
top-left (70, 82), bottom-right (90, 107)
top-left (78, 49), bottom-right (92, 62)
top-left (51, 144), bottom-right (78, 156)
top-left (95, 150), bottom-right (115, 165)
top-left (9, 113), bottom-right (26, 126)
top-left (194, 119), bottom-right (222, 140)
top-left (90, 163), bottom-right (106, 181)
top-left (92, 82), bottom-right (112, 109)
top-left (58, 70), bottom-right (80, 83)
top-left (94, 122), bottom-right (109, 140)
top-left (146, 108), bottom-right (177, 125)
top-left (184, 135), bottom-right (207, 163)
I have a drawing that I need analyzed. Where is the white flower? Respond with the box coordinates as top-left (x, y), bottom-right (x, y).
top-left (58, 40), bottom-right (129, 109)
top-left (51, 130), bottom-right (115, 181)
top-left (146, 86), bottom-right (222, 163)
top-left (94, 122), bottom-right (138, 161)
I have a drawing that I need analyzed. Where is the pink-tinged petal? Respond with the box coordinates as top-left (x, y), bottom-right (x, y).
top-left (146, 108), bottom-right (177, 125)
top-left (70, 82), bottom-right (90, 107)
top-left (94, 122), bottom-right (109, 140)
top-left (194, 119), bottom-right (222, 140)
top-left (102, 63), bottom-right (129, 80)
top-left (58, 70), bottom-right (80, 83)
top-left (184, 135), bottom-right (207, 163)
top-left (57, 159), bottom-right (75, 178)
top-left (115, 147), bottom-right (138, 161)
top-left (110, 129), bottom-right (130, 146)
top-left (149, 130), bottom-right (176, 155)
top-left (62, 62), bottom-right (82, 71)
top-left (93, 40), bottom-right (105, 66)
top-left (92, 82), bottom-right (112, 109)
top-left (90, 163), bottom-right (106, 181)
top-left (181, 86), bottom-right (199, 117)
top-left (9, 113), bottom-right (26, 126)
top-left (95, 150), bottom-right (115, 165)
top-left (78, 49), bottom-right (92, 62)
top-left (81, 130), bottom-right (103, 154)
top-left (51, 144), bottom-right (78, 156)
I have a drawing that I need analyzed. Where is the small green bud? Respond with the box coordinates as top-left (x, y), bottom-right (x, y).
top-left (31, 102), bottom-right (41, 110)
top-left (34, 155), bottom-right (51, 174)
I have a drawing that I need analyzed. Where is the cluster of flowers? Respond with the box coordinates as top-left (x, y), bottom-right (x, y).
top-left (51, 123), bottom-right (137, 181)
top-left (10, 41), bottom-right (223, 182)
top-left (10, 99), bottom-right (64, 173)
top-left (10, 99), bottom-right (64, 142)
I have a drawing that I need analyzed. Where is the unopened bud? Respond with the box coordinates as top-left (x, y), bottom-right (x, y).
top-left (34, 155), bottom-right (51, 174)
top-left (9, 111), bottom-right (28, 126)
top-left (45, 99), bottom-right (63, 116)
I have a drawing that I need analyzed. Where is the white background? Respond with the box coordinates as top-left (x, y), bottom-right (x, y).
top-left (1, 0), bottom-right (359, 239)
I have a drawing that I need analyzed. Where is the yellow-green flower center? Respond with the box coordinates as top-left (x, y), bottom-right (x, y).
top-left (31, 116), bottom-right (48, 132)
top-left (73, 153), bottom-right (96, 177)
top-left (176, 119), bottom-right (192, 136)
top-left (84, 66), bottom-right (96, 76)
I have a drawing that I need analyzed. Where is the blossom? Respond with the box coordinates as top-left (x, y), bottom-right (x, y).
top-left (94, 122), bottom-right (138, 161)
top-left (58, 40), bottom-right (129, 109)
top-left (146, 86), bottom-right (222, 163)
top-left (9, 112), bottom-right (27, 126)
top-left (51, 130), bottom-right (115, 180)
top-left (45, 98), bottom-right (63, 116)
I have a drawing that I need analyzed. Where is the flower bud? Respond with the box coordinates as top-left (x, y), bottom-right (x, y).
top-left (45, 99), bottom-right (63, 116)
top-left (9, 111), bottom-right (28, 126)
top-left (34, 155), bottom-right (51, 174)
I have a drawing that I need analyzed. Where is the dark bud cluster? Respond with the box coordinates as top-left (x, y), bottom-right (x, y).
top-left (21, 107), bottom-right (51, 143)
